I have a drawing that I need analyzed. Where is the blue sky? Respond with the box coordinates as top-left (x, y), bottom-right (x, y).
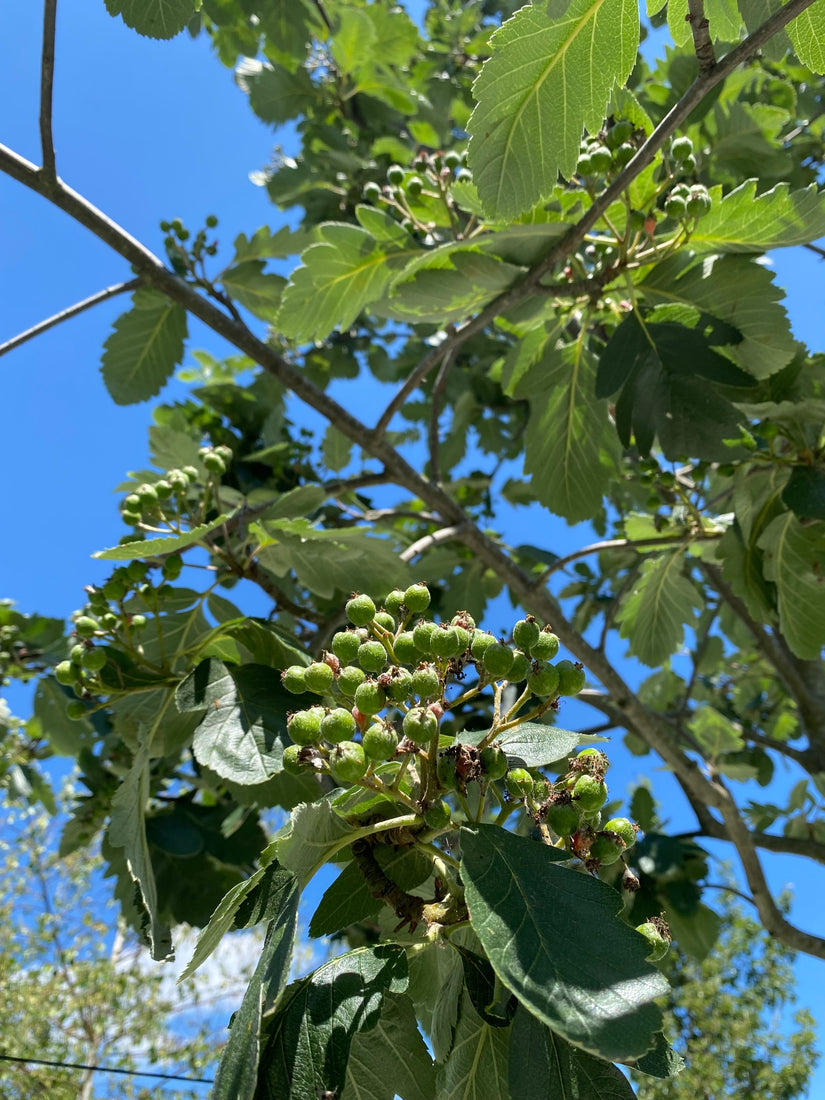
top-left (2, 2), bottom-right (824, 1095)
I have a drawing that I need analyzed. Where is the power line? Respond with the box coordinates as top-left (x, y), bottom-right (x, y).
top-left (0, 1052), bottom-right (214, 1085)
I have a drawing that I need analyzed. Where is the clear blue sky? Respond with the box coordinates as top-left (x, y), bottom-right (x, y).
top-left (2, 3), bottom-right (824, 1094)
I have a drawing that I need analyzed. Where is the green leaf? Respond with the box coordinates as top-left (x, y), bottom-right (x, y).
top-left (623, 1030), bottom-right (685, 1079)
top-left (93, 511), bottom-right (234, 560)
top-left (468, 0), bottom-right (639, 218)
top-left (276, 799), bottom-right (357, 887)
top-left (407, 941), bottom-right (464, 1062)
top-left (101, 289), bottom-right (187, 405)
top-left (331, 7), bottom-right (376, 74)
top-left (237, 58), bottom-right (315, 124)
top-left (509, 1007), bottom-right (638, 1099)
top-left (33, 678), bottom-right (95, 756)
top-left (384, 251), bottom-right (522, 325)
top-left (782, 465), bottom-right (825, 520)
top-left (758, 512), bottom-right (825, 658)
top-left (211, 880), bottom-right (299, 1100)
top-left (456, 946), bottom-right (517, 1028)
top-left (232, 225), bottom-right (313, 264)
top-left (257, 945), bottom-right (408, 1100)
top-left (341, 993), bottom-right (436, 1100)
top-left (788, 0), bottom-right (825, 72)
top-left (616, 551), bottom-right (703, 666)
top-left (322, 425), bottom-right (354, 472)
top-left (107, 738), bottom-right (173, 961)
top-left (277, 224), bottom-right (405, 342)
top-left (182, 660), bottom-right (292, 784)
top-left (104, 0), bottom-right (195, 39)
top-left (309, 847), bottom-right (431, 938)
top-left (222, 618), bottom-right (309, 670)
top-left (690, 180), bottom-right (825, 252)
top-left (688, 704), bottom-right (744, 757)
top-left (512, 338), bottom-right (618, 523)
top-left (221, 261), bottom-right (285, 322)
top-left (463, 723), bottom-right (597, 768)
top-left (639, 253), bottom-right (795, 380)
top-left (664, 901), bottom-right (721, 961)
top-left (435, 990), bottom-right (510, 1100)
top-left (461, 825), bottom-right (667, 1061)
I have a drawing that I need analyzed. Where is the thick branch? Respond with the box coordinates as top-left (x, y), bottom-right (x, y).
top-left (40, 0), bottom-right (58, 180)
top-left (686, 0), bottom-right (716, 72)
top-left (0, 279), bottom-right (140, 358)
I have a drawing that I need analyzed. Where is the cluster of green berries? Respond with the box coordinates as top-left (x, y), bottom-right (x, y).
top-left (160, 215), bottom-right (219, 275)
top-left (663, 181), bottom-right (711, 221)
top-left (576, 119), bottom-right (641, 179)
top-left (361, 149), bottom-right (471, 235)
top-left (119, 448), bottom-right (228, 528)
top-left (668, 133), bottom-right (697, 175)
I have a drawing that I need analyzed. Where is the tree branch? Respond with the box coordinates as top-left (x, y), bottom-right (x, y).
top-left (400, 525), bottom-right (466, 564)
top-left (0, 279), bottom-right (141, 359)
top-left (686, 0), bottom-right (716, 72)
top-left (428, 347), bottom-right (455, 486)
top-left (40, 0), bottom-right (58, 181)
top-left (534, 531), bottom-right (723, 587)
top-left (374, 327), bottom-right (457, 438)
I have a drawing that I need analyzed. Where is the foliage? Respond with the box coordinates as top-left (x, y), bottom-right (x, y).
top-left (633, 891), bottom-right (819, 1099)
top-left (3, 0), bottom-right (825, 1095)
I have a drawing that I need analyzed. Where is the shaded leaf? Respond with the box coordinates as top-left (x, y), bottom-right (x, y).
top-left (435, 991), bottom-right (510, 1100)
top-left (407, 942), bottom-right (464, 1062)
top-left (456, 946), bottom-right (517, 1028)
top-left (101, 289), bottom-right (187, 405)
top-left (468, 0), bottom-right (639, 218)
top-left (221, 261), bottom-right (285, 322)
top-left (461, 825), bottom-right (667, 1061)
top-left (237, 58), bottom-right (315, 125)
top-left (623, 1030), bottom-right (686, 1079)
top-left (341, 993), bottom-right (436, 1100)
top-left (616, 551), bottom-right (703, 666)
top-left (782, 465), bottom-right (825, 520)
top-left (688, 704), bottom-right (744, 757)
top-left (322, 425), bottom-right (354, 472)
top-left (462, 723), bottom-right (596, 768)
top-left (758, 512), bottom-right (825, 658)
top-left (276, 799), bottom-right (357, 887)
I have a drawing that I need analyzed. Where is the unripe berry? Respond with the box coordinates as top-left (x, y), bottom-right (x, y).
top-left (122, 510), bottom-right (142, 527)
top-left (576, 153), bottom-right (593, 176)
top-left (612, 142), bottom-right (636, 168)
top-left (346, 594), bottom-right (376, 627)
top-left (329, 740), bottom-right (368, 784)
top-left (363, 722), bottom-right (398, 761)
top-left (55, 660), bottom-right (78, 686)
top-left (603, 817), bottom-right (638, 849)
top-left (81, 648), bottom-right (107, 673)
top-left (136, 483), bottom-right (158, 506)
top-left (130, 614), bottom-right (148, 630)
top-left (506, 768), bottom-right (534, 799)
top-left (304, 662), bottom-right (335, 694)
top-left (512, 618), bottom-right (540, 651)
top-left (182, 465), bottom-right (199, 482)
top-left (424, 799), bottom-right (452, 829)
top-left (606, 119), bottom-right (634, 149)
top-left (411, 663), bottom-right (440, 701)
top-left (412, 620), bottom-right (437, 654)
top-left (393, 631), bottom-right (418, 664)
top-left (387, 164), bottom-right (405, 186)
top-left (403, 583), bottom-right (431, 613)
top-left (65, 700), bottom-right (87, 721)
top-left (101, 613), bottom-right (119, 630)
top-left (403, 706), bottom-right (438, 744)
top-left (124, 493), bottom-right (142, 510)
top-left (508, 650), bottom-right (530, 682)
top-left (162, 553), bottom-right (183, 580)
top-left (573, 774), bottom-right (608, 814)
top-left (444, 150), bottom-right (462, 170)
top-left (203, 451), bottom-right (226, 474)
top-left (103, 579), bottom-right (127, 602)
top-left (480, 745), bottom-right (508, 781)
top-left (384, 666), bottom-right (414, 703)
top-left (384, 589), bottom-right (406, 617)
top-left (127, 561), bottom-right (148, 583)
top-left (281, 665), bottom-right (308, 695)
top-left (636, 921), bottom-right (670, 961)
top-left (154, 479), bottom-right (173, 499)
top-left (430, 625), bottom-right (462, 659)
top-left (556, 660), bottom-right (586, 696)
top-left (406, 175), bottom-right (423, 198)
top-left (374, 611), bottom-right (396, 632)
top-left (483, 642), bottom-right (514, 680)
top-left (470, 631), bottom-right (496, 661)
top-left (70, 644), bottom-right (86, 665)
top-left (282, 744), bottom-right (306, 775)
top-left (686, 185), bottom-right (711, 218)
top-left (528, 663), bottom-right (560, 698)
top-left (664, 193), bottom-right (687, 219)
top-left (288, 706), bottom-right (325, 745)
top-left (358, 640), bottom-right (388, 673)
top-left (590, 834), bottom-right (624, 865)
top-left (363, 181), bottom-right (382, 203)
top-left (589, 145), bottom-right (612, 173)
top-left (547, 800), bottom-right (581, 837)
top-left (670, 135), bottom-right (693, 162)
top-left (74, 617), bottom-right (99, 638)
top-left (337, 665), bottom-right (366, 697)
top-left (321, 707), bottom-right (357, 744)
top-left (168, 470), bottom-right (190, 492)
top-left (332, 631), bottom-right (361, 664)
top-left (531, 630), bottom-right (560, 661)
top-left (437, 752), bottom-right (460, 790)
top-left (354, 680), bottom-right (386, 716)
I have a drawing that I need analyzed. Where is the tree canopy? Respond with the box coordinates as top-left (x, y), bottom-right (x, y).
top-left (3, 0), bottom-right (825, 1096)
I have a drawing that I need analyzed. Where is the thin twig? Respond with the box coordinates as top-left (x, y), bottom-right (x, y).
top-left (40, 0), bottom-right (58, 181)
top-left (687, 0), bottom-right (716, 72)
top-left (400, 525), bottom-right (465, 564)
top-left (428, 347), bottom-right (455, 486)
top-left (375, 327), bottom-right (457, 437)
top-left (534, 531), bottom-right (722, 588)
top-left (805, 242), bottom-right (825, 260)
top-left (0, 279), bottom-right (140, 359)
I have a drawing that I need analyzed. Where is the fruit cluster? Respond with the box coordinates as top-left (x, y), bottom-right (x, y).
top-left (576, 118), bottom-right (643, 179)
top-left (120, 446), bottom-right (229, 529)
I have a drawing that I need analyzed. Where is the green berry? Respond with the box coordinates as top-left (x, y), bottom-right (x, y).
top-left (384, 589), bottom-right (407, 617)
top-left (354, 680), bottom-right (386, 716)
top-left (470, 631), bottom-right (496, 661)
top-left (528, 663), bottom-right (560, 698)
top-left (512, 618), bottom-right (540, 651)
top-left (573, 774), bottom-right (608, 814)
top-left (604, 817), bottom-right (637, 849)
top-left (437, 752), bottom-right (460, 790)
top-left (506, 768), bottom-right (534, 800)
top-left (168, 470), bottom-right (190, 492)
top-left (121, 511), bottom-right (142, 527)
top-left (636, 921), bottom-right (670, 961)
top-left (55, 660), bottom-right (78, 686)
top-left (374, 611), bottom-right (396, 632)
top-left (321, 707), bottom-right (357, 744)
top-left (127, 561), bottom-right (148, 583)
top-left (363, 181), bottom-right (382, 203)
top-left (556, 660), bottom-right (586, 696)
top-left (346, 594), bottom-right (376, 627)
top-left (304, 662), bottom-right (335, 694)
top-left (329, 740), bottom-right (368, 785)
top-left (444, 150), bottom-right (462, 169)
top-left (182, 465), bottom-right (199, 482)
top-left (332, 631), bottom-right (361, 664)
top-left (480, 745), bottom-right (508, 781)
top-left (452, 611), bottom-right (476, 632)
top-left (680, 153), bottom-right (697, 174)
top-left (483, 642), bottom-right (514, 680)
top-left (574, 747), bottom-right (609, 772)
top-left (612, 142), bottom-right (636, 168)
top-left (101, 613), bottom-right (119, 630)
top-left (338, 665), bottom-right (366, 697)
top-left (384, 667), bottom-right (414, 703)
top-left (664, 193), bottom-right (687, 219)
top-left (281, 665), bottom-right (308, 695)
top-left (130, 614), bottom-right (148, 630)
top-left (103, 579), bottom-right (127, 602)
top-left (136, 483), bottom-right (158, 506)
top-left (686, 185), bottom-right (711, 217)
top-left (430, 625), bottom-right (462, 659)
top-left (412, 663), bottom-right (440, 701)
top-left (74, 617), bottom-right (99, 638)
top-left (203, 451), bottom-right (226, 474)
top-left (81, 648), bottom-right (107, 673)
top-left (387, 164), bottom-right (405, 186)
top-left (530, 630), bottom-right (559, 661)
top-left (406, 174), bottom-right (423, 198)
top-left (403, 583), bottom-right (431, 613)
top-left (282, 744), bottom-right (306, 775)
top-left (670, 135), bottom-right (693, 161)
top-left (70, 644), bottom-right (86, 665)
top-left (162, 553), bottom-right (183, 580)
top-left (412, 620), bottom-right (437, 654)
top-left (65, 700), bottom-right (87, 721)
top-left (508, 651), bottom-right (530, 682)
top-left (424, 799), bottom-right (452, 829)
top-left (547, 800), bottom-right (582, 837)
top-left (288, 706), bottom-right (325, 745)
top-left (124, 493), bottom-right (141, 510)
top-left (576, 153), bottom-right (593, 176)
top-left (589, 145), bottom-right (613, 173)
top-left (606, 119), bottom-right (634, 149)
top-left (363, 723), bottom-right (398, 761)
top-left (358, 640), bottom-right (388, 673)
top-left (403, 706), bottom-right (438, 744)
top-left (590, 835), bottom-right (624, 865)
top-left (393, 631), bottom-right (418, 664)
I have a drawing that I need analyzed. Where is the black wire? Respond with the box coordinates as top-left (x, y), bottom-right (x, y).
top-left (0, 1052), bottom-right (214, 1085)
